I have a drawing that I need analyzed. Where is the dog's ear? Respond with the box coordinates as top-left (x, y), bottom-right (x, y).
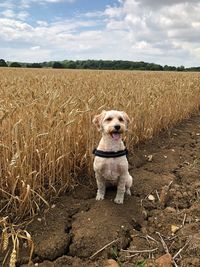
top-left (93, 110), bottom-right (106, 131)
top-left (122, 112), bottom-right (130, 129)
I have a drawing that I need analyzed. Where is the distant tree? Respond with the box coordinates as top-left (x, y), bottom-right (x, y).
top-left (42, 61), bottom-right (53, 68)
top-left (98, 60), bottom-right (104, 69)
top-left (52, 62), bottom-right (64, 69)
top-left (0, 59), bottom-right (8, 67)
top-left (81, 61), bottom-right (90, 69)
top-left (170, 66), bottom-right (177, 71)
top-left (86, 60), bottom-right (99, 69)
top-left (102, 60), bottom-right (114, 70)
top-left (27, 63), bottom-right (42, 68)
top-left (177, 65), bottom-right (185, 72)
top-left (115, 60), bottom-right (131, 70)
top-left (151, 64), bottom-right (163, 71)
top-left (75, 60), bottom-right (83, 69)
top-left (10, 62), bottom-right (21, 67)
top-left (186, 66), bottom-right (200, 72)
top-left (164, 65), bottom-right (170, 71)
top-left (65, 61), bottom-right (76, 69)
top-left (164, 65), bottom-right (177, 71)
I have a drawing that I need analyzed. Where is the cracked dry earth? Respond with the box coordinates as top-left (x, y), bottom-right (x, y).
top-left (1, 114), bottom-right (200, 267)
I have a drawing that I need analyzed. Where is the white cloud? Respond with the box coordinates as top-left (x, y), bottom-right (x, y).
top-left (1, 8), bottom-right (29, 21)
top-left (0, 0), bottom-right (76, 12)
top-left (104, 5), bottom-right (124, 18)
top-left (2, 9), bottom-right (15, 18)
top-left (36, 20), bottom-right (49, 27)
top-left (0, 1), bottom-right (15, 9)
top-left (0, 18), bottom-right (32, 41)
top-left (19, 0), bottom-right (30, 9)
top-left (18, 11), bottom-right (29, 20)
top-left (83, 11), bottom-right (104, 18)
top-left (30, 46), bottom-right (41, 50)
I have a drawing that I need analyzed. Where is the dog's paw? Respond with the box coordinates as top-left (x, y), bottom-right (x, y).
top-left (126, 188), bottom-right (131, 195)
top-left (96, 194), bottom-right (104, 201)
top-left (114, 196), bottom-right (124, 204)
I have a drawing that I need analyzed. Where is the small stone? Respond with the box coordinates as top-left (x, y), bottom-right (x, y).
top-left (147, 155), bottom-right (153, 161)
top-left (105, 259), bottom-right (120, 267)
top-left (165, 207), bottom-right (176, 213)
top-left (148, 194), bottom-right (155, 201)
top-left (171, 225), bottom-right (180, 235)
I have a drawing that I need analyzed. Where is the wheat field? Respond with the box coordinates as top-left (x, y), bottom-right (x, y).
top-left (1, 68), bottom-right (200, 220)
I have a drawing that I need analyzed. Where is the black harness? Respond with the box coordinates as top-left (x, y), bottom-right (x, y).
top-left (93, 148), bottom-right (128, 158)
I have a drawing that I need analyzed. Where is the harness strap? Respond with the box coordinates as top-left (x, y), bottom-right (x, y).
top-left (93, 148), bottom-right (128, 158)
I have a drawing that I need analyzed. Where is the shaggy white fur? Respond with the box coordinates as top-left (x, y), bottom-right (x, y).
top-left (93, 110), bottom-right (133, 204)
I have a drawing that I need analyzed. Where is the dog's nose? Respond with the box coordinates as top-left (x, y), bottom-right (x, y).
top-left (114, 125), bottom-right (121, 131)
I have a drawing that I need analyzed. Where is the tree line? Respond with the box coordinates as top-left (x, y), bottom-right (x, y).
top-left (0, 58), bottom-right (199, 72)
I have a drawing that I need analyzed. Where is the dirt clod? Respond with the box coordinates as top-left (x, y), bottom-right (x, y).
top-left (105, 259), bottom-right (120, 267)
top-left (155, 253), bottom-right (173, 267)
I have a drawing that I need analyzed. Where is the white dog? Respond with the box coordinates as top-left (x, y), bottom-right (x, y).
top-left (93, 110), bottom-right (133, 204)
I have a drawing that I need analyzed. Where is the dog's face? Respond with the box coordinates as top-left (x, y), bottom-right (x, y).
top-left (93, 110), bottom-right (130, 141)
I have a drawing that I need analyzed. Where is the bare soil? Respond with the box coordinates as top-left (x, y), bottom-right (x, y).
top-left (1, 114), bottom-right (200, 267)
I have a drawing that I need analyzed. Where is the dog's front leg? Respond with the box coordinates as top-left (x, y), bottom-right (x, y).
top-left (114, 175), bottom-right (126, 204)
top-left (96, 174), bottom-right (105, 201)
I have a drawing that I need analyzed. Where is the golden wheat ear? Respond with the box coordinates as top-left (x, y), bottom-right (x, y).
top-left (92, 110), bottom-right (106, 131)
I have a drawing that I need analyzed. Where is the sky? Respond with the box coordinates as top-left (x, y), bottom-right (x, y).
top-left (0, 0), bottom-right (200, 67)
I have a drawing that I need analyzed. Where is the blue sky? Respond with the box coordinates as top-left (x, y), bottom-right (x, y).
top-left (0, 0), bottom-right (200, 66)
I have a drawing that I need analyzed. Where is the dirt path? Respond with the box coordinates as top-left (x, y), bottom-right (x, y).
top-left (2, 114), bottom-right (200, 267)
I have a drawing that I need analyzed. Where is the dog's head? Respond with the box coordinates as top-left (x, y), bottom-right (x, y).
top-left (93, 110), bottom-right (130, 141)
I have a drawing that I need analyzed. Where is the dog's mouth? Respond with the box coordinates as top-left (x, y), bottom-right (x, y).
top-left (110, 131), bottom-right (121, 141)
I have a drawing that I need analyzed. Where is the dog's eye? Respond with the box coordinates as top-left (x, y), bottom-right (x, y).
top-left (106, 117), bottom-right (113, 121)
top-left (118, 117), bottom-right (124, 122)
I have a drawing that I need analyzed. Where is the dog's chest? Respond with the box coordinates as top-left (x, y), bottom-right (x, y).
top-left (94, 157), bottom-right (127, 180)
top-left (104, 162), bottom-right (120, 180)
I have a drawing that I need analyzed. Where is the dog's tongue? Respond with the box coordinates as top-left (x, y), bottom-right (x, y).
top-left (112, 133), bottom-right (121, 141)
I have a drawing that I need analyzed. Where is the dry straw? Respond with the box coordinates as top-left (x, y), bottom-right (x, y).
top-left (0, 68), bottom-right (200, 219)
top-left (0, 216), bottom-right (33, 266)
